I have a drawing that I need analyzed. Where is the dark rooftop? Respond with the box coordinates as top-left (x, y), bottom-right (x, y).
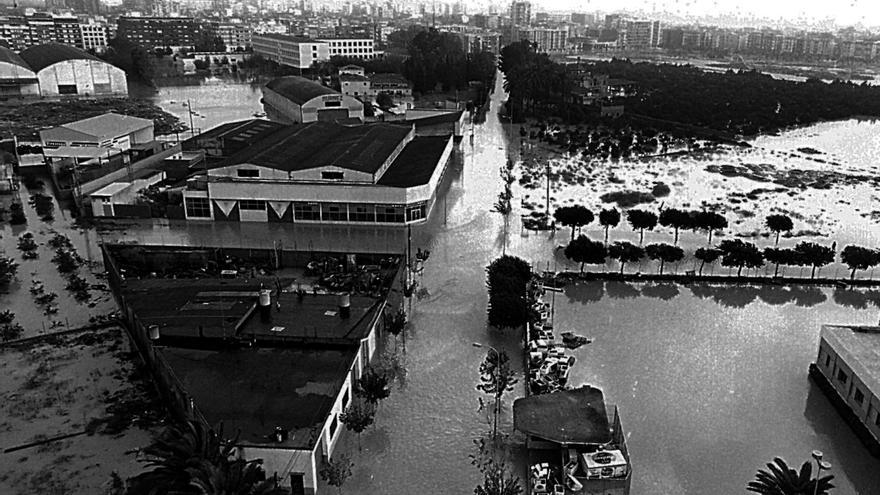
top-left (377, 135), bottom-right (451, 188)
top-left (221, 121), bottom-right (412, 175)
top-left (513, 386), bottom-right (613, 445)
top-left (188, 118), bottom-right (285, 147)
top-left (121, 278), bottom-right (266, 339)
top-left (369, 73), bottom-right (411, 86)
top-left (160, 346), bottom-right (355, 449)
top-left (397, 110), bottom-right (464, 128)
top-left (20, 43), bottom-right (103, 72)
top-left (265, 76), bottom-right (338, 105)
top-left (239, 292), bottom-right (381, 343)
top-left (339, 73), bottom-right (368, 82)
top-left (0, 46), bottom-right (34, 73)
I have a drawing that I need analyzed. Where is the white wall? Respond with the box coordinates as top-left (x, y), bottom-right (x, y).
top-left (288, 165), bottom-right (373, 183)
top-left (0, 61), bottom-right (39, 96)
top-left (263, 86), bottom-right (304, 124)
top-left (208, 179), bottom-right (407, 204)
top-left (301, 94), bottom-right (364, 122)
top-left (37, 59), bottom-right (127, 97)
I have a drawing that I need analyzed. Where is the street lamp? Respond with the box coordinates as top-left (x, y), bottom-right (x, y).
top-left (811, 450), bottom-right (832, 495)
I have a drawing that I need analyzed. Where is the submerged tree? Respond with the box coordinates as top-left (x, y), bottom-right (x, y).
top-left (554, 205), bottom-right (594, 241)
top-left (840, 245), bottom-right (880, 280)
top-left (747, 457), bottom-right (834, 495)
top-left (645, 243), bottom-right (684, 275)
top-left (339, 399), bottom-right (376, 451)
top-left (356, 367), bottom-right (391, 405)
top-left (598, 208), bottom-right (621, 244)
top-left (626, 209), bottom-right (658, 245)
top-left (693, 247), bottom-right (723, 276)
top-left (765, 214), bottom-right (794, 245)
top-left (794, 242), bottom-right (835, 279)
top-left (320, 454), bottom-right (354, 495)
top-left (719, 239), bottom-right (764, 277)
top-left (476, 349), bottom-right (518, 441)
top-left (564, 235), bottom-right (607, 273)
top-left (693, 211), bottom-right (727, 243)
top-left (470, 438), bottom-right (523, 495)
top-left (608, 241), bottom-right (645, 274)
top-left (658, 208), bottom-right (692, 245)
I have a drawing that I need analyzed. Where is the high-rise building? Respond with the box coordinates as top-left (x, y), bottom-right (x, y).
top-left (510, 1), bottom-right (531, 26)
top-left (623, 20), bottom-right (660, 49)
top-left (512, 26), bottom-right (567, 52)
top-left (116, 16), bottom-right (197, 50)
top-left (79, 19), bottom-right (109, 53)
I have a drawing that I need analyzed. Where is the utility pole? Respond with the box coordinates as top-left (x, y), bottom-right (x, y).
top-left (188, 99), bottom-right (196, 138)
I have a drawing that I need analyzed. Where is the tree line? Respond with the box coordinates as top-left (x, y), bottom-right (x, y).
top-left (556, 206), bottom-right (880, 280)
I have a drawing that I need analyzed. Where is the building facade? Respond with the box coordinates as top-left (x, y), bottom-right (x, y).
top-left (20, 43), bottom-right (127, 98)
top-left (182, 121), bottom-right (454, 226)
top-left (252, 33), bottom-right (329, 69)
top-left (263, 76), bottom-right (364, 124)
top-left (215, 22), bottom-right (252, 51)
top-left (79, 19), bottom-right (109, 53)
top-left (513, 26), bottom-right (568, 52)
top-left (510, 1), bottom-right (531, 26)
top-left (0, 47), bottom-right (39, 100)
top-left (813, 325), bottom-right (880, 453)
top-left (319, 37), bottom-right (377, 59)
top-left (116, 16), bottom-right (197, 50)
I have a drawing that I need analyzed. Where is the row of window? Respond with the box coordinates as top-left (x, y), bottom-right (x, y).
top-left (328, 40), bottom-right (372, 47)
top-left (827, 351), bottom-right (880, 427)
top-left (184, 197), bottom-right (427, 223)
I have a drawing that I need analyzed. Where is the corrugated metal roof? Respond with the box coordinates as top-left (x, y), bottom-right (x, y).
top-left (0, 46), bottom-right (34, 73)
top-left (264, 76), bottom-right (338, 106)
top-left (59, 112), bottom-right (153, 141)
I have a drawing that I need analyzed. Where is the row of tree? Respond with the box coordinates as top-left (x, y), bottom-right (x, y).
top-left (403, 28), bottom-right (496, 94)
top-left (564, 236), bottom-right (880, 280)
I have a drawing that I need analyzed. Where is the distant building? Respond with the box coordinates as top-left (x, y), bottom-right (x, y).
top-left (79, 19), bottom-right (109, 53)
top-left (214, 22), bottom-right (252, 51)
top-left (116, 16), bottom-right (196, 51)
top-left (812, 325), bottom-right (880, 455)
top-left (90, 171), bottom-right (165, 218)
top-left (623, 20), bottom-right (661, 49)
top-left (510, 1), bottom-right (531, 26)
top-left (513, 26), bottom-right (568, 52)
top-left (182, 120), bottom-right (454, 225)
top-left (0, 46), bottom-right (39, 101)
top-left (251, 33), bottom-right (329, 69)
top-left (183, 119), bottom-right (285, 159)
top-left (368, 73), bottom-right (412, 101)
top-left (20, 43), bottom-right (127, 98)
top-left (262, 76), bottom-right (363, 124)
top-left (320, 37), bottom-right (377, 60)
top-left (338, 64), bottom-right (364, 77)
top-left (339, 72), bottom-right (369, 99)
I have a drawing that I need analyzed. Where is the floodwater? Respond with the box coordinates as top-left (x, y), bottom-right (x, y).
top-left (2, 72), bottom-right (880, 494)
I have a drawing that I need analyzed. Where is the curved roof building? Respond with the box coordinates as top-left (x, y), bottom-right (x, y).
top-left (262, 76), bottom-right (363, 124)
top-left (19, 43), bottom-right (127, 98)
top-left (0, 46), bottom-right (39, 100)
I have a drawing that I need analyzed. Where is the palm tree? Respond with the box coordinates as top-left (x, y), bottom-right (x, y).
top-left (747, 457), bottom-right (834, 495)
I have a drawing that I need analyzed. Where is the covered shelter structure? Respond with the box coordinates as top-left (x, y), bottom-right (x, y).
top-left (262, 76), bottom-right (364, 124)
top-left (0, 46), bottom-right (39, 100)
top-left (19, 43), bottom-right (127, 98)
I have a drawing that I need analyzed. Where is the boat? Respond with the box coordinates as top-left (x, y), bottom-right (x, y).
top-left (561, 331), bottom-right (592, 349)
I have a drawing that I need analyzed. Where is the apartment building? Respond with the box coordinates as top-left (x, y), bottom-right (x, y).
top-left (116, 16), bottom-right (197, 50)
top-left (252, 33), bottom-right (329, 69)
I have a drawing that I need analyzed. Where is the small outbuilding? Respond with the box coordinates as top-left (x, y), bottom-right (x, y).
top-left (262, 76), bottom-right (364, 124)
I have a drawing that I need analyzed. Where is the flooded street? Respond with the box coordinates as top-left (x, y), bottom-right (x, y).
top-left (2, 72), bottom-right (879, 494)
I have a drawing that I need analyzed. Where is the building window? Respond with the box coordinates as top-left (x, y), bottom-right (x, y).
top-left (854, 388), bottom-right (865, 404)
top-left (876, 411), bottom-right (880, 427)
top-left (185, 197), bottom-right (211, 218)
top-left (237, 168), bottom-right (260, 178)
top-left (837, 369), bottom-right (848, 384)
top-left (349, 204), bottom-right (375, 222)
top-left (329, 414), bottom-right (338, 439)
top-left (375, 205), bottom-right (404, 223)
top-left (57, 84), bottom-right (78, 94)
top-left (239, 199), bottom-right (265, 211)
top-left (322, 203), bottom-right (347, 222)
top-left (342, 388), bottom-right (350, 409)
top-left (325, 100), bottom-right (341, 107)
top-left (825, 354), bottom-right (831, 367)
top-left (406, 204), bottom-right (425, 222)
top-left (294, 202), bottom-right (320, 221)
top-left (321, 171), bottom-right (344, 180)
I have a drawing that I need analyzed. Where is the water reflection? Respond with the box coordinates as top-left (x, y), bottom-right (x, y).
top-left (560, 280), bottom-right (873, 310)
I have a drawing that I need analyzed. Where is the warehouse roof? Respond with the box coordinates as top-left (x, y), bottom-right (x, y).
top-left (377, 135), bottom-right (451, 187)
top-left (514, 386), bottom-right (613, 445)
top-left (20, 43), bottom-right (103, 72)
top-left (224, 121), bottom-right (412, 175)
top-left (265, 76), bottom-right (339, 105)
top-left (41, 112), bottom-right (154, 142)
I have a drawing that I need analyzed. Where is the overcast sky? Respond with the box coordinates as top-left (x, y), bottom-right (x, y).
top-left (542, 0), bottom-right (880, 27)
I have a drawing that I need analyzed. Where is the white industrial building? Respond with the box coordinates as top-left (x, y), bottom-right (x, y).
top-left (40, 112), bottom-right (154, 165)
top-left (262, 76), bottom-right (364, 124)
top-left (182, 121), bottom-right (454, 225)
top-left (0, 46), bottom-right (39, 100)
top-left (251, 33), bottom-right (330, 69)
top-left (19, 43), bottom-right (127, 98)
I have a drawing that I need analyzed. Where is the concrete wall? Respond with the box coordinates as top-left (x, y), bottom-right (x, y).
top-left (818, 335), bottom-right (880, 444)
top-left (37, 59), bottom-right (127, 97)
top-left (263, 86), bottom-right (303, 124)
top-left (80, 144), bottom-right (180, 197)
top-left (341, 79), bottom-right (369, 98)
top-left (210, 163), bottom-right (291, 181)
top-left (0, 61), bottom-right (40, 97)
top-left (207, 179), bottom-right (407, 205)
top-left (288, 165), bottom-right (373, 183)
top-left (301, 94), bottom-right (364, 123)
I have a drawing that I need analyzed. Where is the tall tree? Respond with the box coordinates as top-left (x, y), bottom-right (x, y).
top-left (765, 214), bottom-right (794, 245)
top-left (339, 400), bottom-right (376, 451)
top-left (658, 208), bottom-right (692, 245)
top-left (486, 256), bottom-right (531, 330)
top-left (564, 235), bottom-right (607, 273)
top-left (763, 247), bottom-right (792, 278)
top-left (693, 247), bottom-right (723, 276)
top-left (719, 239), bottom-right (764, 277)
top-left (554, 205), bottom-right (594, 241)
top-left (598, 208), bottom-right (621, 244)
top-left (645, 243), bottom-right (684, 275)
top-left (470, 438), bottom-right (523, 495)
top-left (476, 349), bottom-right (518, 441)
top-left (626, 209), bottom-right (658, 245)
top-left (693, 211), bottom-right (728, 243)
top-left (747, 457), bottom-right (834, 495)
top-left (608, 241), bottom-right (645, 274)
top-left (840, 245), bottom-right (880, 280)
top-left (794, 242), bottom-right (835, 279)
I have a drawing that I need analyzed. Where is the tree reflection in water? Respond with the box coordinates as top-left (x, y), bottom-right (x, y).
top-left (640, 283), bottom-right (679, 301)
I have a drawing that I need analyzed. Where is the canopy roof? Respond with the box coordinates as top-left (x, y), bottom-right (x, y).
top-left (513, 386), bottom-right (612, 445)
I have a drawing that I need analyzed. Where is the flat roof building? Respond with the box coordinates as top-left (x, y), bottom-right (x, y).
top-left (40, 112), bottom-right (154, 163)
top-left (116, 16), bottom-right (197, 50)
top-left (812, 325), bottom-right (880, 454)
top-left (252, 33), bottom-right (330, 69)
top-left (181, 120), bottom-right (454, 226)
